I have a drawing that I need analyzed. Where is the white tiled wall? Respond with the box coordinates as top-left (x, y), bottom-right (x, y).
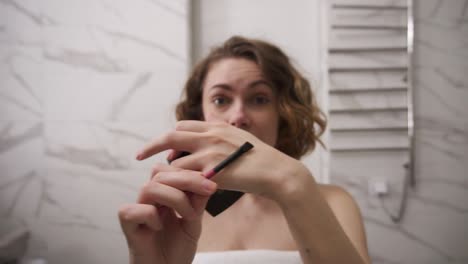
top-left (0, 1), bottom-right (189, 263)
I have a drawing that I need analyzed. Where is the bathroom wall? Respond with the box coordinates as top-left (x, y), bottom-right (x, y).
top-left (0, 0), bottom-right (189, 263)
top-left (329, 0), bottom-right (468, 263)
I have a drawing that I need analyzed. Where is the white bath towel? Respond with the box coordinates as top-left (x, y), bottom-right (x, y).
top-left (193, 250), bottom-right (302, 264)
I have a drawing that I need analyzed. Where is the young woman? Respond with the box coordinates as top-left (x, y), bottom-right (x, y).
top-left (118, 36), bottom-right (370, 264)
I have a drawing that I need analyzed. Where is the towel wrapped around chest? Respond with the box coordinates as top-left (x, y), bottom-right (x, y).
top-left (193, 250), bottom-right (302, 264)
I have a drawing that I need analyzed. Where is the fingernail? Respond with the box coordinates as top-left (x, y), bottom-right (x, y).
top-left (202, 179), bottom-right (217, 194)
top-left (167, 152), bottom-right (174, 161)
top-left (136, 152), bottom-right (142, 160)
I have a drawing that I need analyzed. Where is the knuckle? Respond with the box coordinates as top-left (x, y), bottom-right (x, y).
top-left (174, 121), bottom-right (185, 131)
top-left (187, 171), bottom-right (204, 189)
top-left (213, 121), bottom-right (227, 128)
top-left (160, 133), bottom-right (172, 146)
top-left (151, 171), bottom-right (164, 181)
top-left (212, 151), bottom-right (226, 162)
top-left (175, 192), bottom-right (188, 207)
top-left (141, 181), bottom-right (152, 191)
top-left (178, 176), bottom-right (192, 190)
top-left (146, 207), bottom-right (158, 219)
top-left (164, 131), bottom-right (177, 143)
top-left (169, 158), bottom-right (181, 168)
top-left (118, 204), bottom-right (134, 221)
top-left (151, 163), bottom-right (164, 177)
top-left (205, 131), bottom-right (223, 145)
top-left (139, 182), bottom-right (154, 198)
top-left (138, 182), bottom-right (161, 203)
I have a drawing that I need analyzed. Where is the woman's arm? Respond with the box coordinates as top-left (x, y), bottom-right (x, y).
top-left (136, 121), bottom-right (371, 263)
top-left (269, 163), bottom-right (370, 264)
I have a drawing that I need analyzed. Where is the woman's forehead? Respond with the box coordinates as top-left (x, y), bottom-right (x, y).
top-left (203, 58), bottom-right (271, 92)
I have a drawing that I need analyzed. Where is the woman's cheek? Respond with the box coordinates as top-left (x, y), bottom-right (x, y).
top-left (204, 112), bottom-right (226, 123)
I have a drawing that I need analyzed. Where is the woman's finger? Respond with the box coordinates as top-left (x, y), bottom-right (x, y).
top-left (138, 182), bottom-right (198, 220)
top-left (167, 150), bottom-right (192, 164)
top-left (191, 193), bottom-right (211, 216)
top-left (118, 203), bottom-right (162, 234)
top-left (152, 170), bottom-right (217, 196)
top-left (136, 131), bottom-right (203, 160)
top-left (150, 163), bottom-right (182, 179)
top-left (174, 120), bottom-right (211, 132)
top-left (166, 149), bottom-right (178, 163)
top-left (168, 152), bottom-right (208, 172)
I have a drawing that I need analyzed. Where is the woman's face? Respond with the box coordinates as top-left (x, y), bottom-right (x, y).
top-left (202, 58), bottom-right (279, 147)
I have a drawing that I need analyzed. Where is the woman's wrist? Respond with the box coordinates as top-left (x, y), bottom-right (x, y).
top-left (266, 159), bottom-right (318, 207)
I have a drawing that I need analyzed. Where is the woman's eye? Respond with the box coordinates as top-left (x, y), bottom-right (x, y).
top-left (213, 96), bottom-right (230, 106)
top-left (252, 95), bottom-right (270, 105)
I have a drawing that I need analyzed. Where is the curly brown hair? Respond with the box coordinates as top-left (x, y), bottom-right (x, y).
top-left (176, 36), bottom-right (326, 159)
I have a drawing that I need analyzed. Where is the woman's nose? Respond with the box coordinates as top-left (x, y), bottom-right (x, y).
top-left (228, 102), bottom-right (251, 129)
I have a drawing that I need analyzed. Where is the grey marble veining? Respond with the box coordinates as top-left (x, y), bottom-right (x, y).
top-left (0, 0), bottom-right (56, 26)
top-left (0, 122), bottom-right (42, 154)
top-left (98, 28), bottom-right (187, 63)
top-left (108, 72), bottom-right (153, 120)
top-left (42, 48), bottom-right (128, 73)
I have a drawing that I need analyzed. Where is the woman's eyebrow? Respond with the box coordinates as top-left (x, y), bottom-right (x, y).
top-left (247, 80), bottom-right (272, 89)
top-left (210, 83), bottom-right (232, 91)
top-left (209, 79), bottom-right (272, 92)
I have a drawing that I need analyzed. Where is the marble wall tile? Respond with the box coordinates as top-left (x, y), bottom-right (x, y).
top-left (0, 122), bottom-right (43, 184)
top-left (43, 122), bottom-right (168, 171)
top-left (0, 46), bottom-right (44, 121)
top-left (43, 69), bottom-right (183, 121)
top-left (0, 0), bottom-right (189, 263)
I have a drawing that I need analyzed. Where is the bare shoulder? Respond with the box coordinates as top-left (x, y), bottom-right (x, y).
top-left (317, 184), bottom-right (356, 206)
top-left (316, 183), bottom-right (362, 224)
top-left (317, 184), bottom-right (370, 263)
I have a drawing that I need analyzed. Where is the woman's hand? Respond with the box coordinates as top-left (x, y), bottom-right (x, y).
top-left (136, 120), bottom-right (311, 202)
top-left (118, 163), bottom-right (217, 264)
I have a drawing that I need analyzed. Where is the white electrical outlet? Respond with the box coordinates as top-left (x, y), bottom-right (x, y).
top-left (368, 178), bottom-right (389, 196)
